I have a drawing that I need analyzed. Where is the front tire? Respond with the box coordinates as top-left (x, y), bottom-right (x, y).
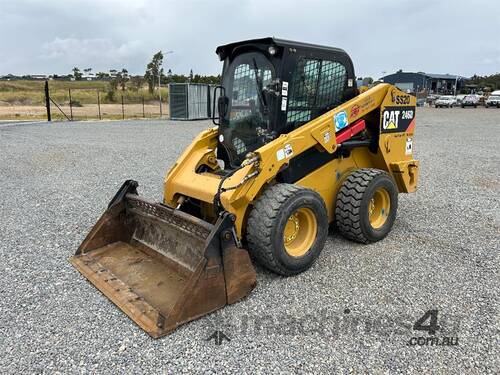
top-left (335, 169), bottom-right (398, 243)
top-left (247, 184), bottom-right (328, 276)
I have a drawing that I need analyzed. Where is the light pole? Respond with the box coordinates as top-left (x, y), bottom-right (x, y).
top-left (158, 50), bottom-right (173, 118)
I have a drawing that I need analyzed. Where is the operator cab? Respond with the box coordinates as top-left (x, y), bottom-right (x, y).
top-left (214, 37), bottom-right (356, 168)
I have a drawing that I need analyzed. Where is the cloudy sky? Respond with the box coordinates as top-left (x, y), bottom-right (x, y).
top-left (1, 0), bottom-right (499, 78)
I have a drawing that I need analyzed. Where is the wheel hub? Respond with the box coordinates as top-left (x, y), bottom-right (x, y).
top-left (368, 187), bottom-right (390, 229)
top-left (283, 208), bottom-right (317, 257)
top-left (284, 214), bottom-right (300, 243)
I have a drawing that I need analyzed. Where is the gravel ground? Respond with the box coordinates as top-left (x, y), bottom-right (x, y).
top-left (0, 108), bottom-right (498, 374)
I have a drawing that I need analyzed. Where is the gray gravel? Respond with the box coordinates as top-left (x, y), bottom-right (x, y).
top-left (0, 108), bottom-right (498, 374)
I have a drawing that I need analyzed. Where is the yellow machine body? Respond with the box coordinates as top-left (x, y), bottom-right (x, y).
top-left (164, 83), bottom-right (419, 238)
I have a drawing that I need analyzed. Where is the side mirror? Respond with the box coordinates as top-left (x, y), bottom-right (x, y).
top-left (212, 85), bottom-right (226, 125)
top-left (218, 96), bottom-right (229, 119)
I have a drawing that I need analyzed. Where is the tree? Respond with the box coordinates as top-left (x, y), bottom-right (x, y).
top-left (106, 78), bottom-right (119, 102)
top-left (130, 76), bottom-right (145, 92)
top-left (191, 74), bottom-right (221, 85)
top-left (72, 67), bottom-right (82, 80)
top-left (189, 69), bottom-right (194, 82)
top-left (116, 68), bottom-right (129, 91)
top-left (469, 73), bottom-right (500, 91)
top-left (84, 68), bottom-right (92, 74)
top-left (96, 72), bottom-right (110, 79)
top-left (144, 51), bottom-right (164, 94)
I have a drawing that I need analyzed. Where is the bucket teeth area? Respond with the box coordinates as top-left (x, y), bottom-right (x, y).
top-left (70, 248), bottom-right (167, 337)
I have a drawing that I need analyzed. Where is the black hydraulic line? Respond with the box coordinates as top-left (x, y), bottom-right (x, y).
top-left (338, 140), bottom-right (372, 149)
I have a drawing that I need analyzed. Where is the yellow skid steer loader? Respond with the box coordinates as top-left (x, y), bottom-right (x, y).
top-left (70, 38), bottom-right (419, 338)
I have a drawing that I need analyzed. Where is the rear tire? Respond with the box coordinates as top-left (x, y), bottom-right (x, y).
top-left (247, 184), bottom-right (328, 276)
top-left (335, 169), bottom-right (398, 243)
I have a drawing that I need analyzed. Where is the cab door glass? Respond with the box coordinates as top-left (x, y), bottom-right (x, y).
top-left (287, 58), bottom-right (347, 128)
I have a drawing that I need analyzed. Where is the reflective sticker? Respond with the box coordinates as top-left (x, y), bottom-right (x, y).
top-left (348, 78), bottom-right (353, 87)
top-left (284, 143), bottom-right (293, 158)
top-left (218, 134), bottom-right (224, 143)
top-left (334, 110), bottom-right (348, 132)
top-left (323, 131), bottom-right (331, 143)
top-left (276, 148), bottom-right (285, 161)
top-left (406, 137), bottom-right (413, 155)
top-left (281, 81), bottom-right (289, 96)
top-left (281, 97), bottom-right (288, 111)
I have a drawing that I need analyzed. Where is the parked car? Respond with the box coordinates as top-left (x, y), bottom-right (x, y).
top-left (461, 95), bottom-right (479, 108)
top-left (416, 98), bottom-right (426, 107)
top-left (426, 94), bottom-right (439, 104)
top-left (485, 95), bottom-right (500, 108)
top-left (435, 95), bottom-right (457, 108)
top-left (455, 94), bottom-right (466, 105)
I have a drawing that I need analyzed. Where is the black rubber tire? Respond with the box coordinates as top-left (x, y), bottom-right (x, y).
top-left (335, 169), bottom-right (398, 244)
top-left (246, 184), bottom-right (328, 276)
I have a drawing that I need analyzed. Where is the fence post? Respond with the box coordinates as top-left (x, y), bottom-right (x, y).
top-left (159, 95), bottom-right (162, 118)
top-left (44, 80), bottom-right (51, 121)
top-left (68, 89), bottom-right (73, 120)
top-left (97, 91), bottom-right (101, 120)
top-left (142, 96), bottom-right (145, 118)
top-left (121, 95), bottom-right (125, 120)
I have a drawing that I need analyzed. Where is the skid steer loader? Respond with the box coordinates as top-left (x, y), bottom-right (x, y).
top-left (70, 38), bottom-right (419, 338)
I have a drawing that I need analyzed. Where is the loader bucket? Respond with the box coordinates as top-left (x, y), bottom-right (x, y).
top-left (70, 180), bottom-right (256, 338)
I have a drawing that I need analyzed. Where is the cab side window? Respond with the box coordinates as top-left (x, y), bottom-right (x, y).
top-left (287, 57), bottom-right (347, 128)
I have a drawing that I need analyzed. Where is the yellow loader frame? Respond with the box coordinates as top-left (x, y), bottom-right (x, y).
top-left (164, 83), bottom-right (419, 238)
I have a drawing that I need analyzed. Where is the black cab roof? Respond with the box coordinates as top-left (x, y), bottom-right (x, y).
top-left (216, 37), bottom-right (348, 60)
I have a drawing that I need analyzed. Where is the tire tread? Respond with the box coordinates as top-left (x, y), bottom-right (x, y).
top-left (247, 184), bottom-right (319, 275)
top-left (335, 168), bottom-right (388, 243)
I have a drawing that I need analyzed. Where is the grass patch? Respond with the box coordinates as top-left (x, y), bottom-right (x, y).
top-left (0, 80), bottom-right (168, 105)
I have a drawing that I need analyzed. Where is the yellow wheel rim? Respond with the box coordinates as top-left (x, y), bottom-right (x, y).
top-left (283, 208), bottom-right (317, 257)
top-left (368, 187), bottom-right (391, 229)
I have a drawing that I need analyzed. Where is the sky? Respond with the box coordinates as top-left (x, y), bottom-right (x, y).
top-left (1, 0), bottom-right (499, 79)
